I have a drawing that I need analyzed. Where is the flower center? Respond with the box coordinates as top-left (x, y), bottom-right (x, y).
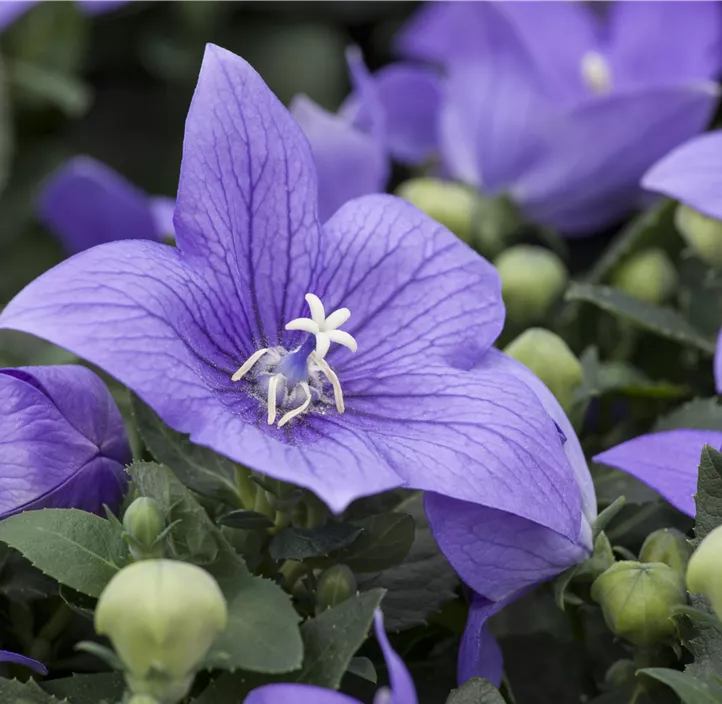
top-left (580, 50), bottom-right (612, 95)
top-left (231, 293), bottom-right (357, 428)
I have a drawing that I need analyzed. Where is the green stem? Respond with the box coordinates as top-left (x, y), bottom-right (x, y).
top-left (234, 466), bottom-right (257, 510)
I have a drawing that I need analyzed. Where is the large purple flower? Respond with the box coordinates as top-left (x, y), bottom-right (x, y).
top-left (389, 1), bottom-right (721, 236)
top-left (245, 611), bottom-right (416, 704)
top-left (0, 365), bottom-right (130, 518)
top-left (0, 0), bottom-right (126, 30)
top-left (39, 156), bottom-right (175, 254)
top-left (0, 44), bottom-right (582, 536)
top-left (291, 49), bottom-right (441, 222)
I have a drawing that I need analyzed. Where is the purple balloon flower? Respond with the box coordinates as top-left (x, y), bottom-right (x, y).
top-left (0, 650), bottom-right (47, 675)
top-left (291, 49), bottom-right (441, 222)
top-left (0, 365), bottom-right (130, 518)
top-left (0, 0), bottom-right (126, 30)
top-left (0, 44), bottom-right (584, 535)
top-left (245, 611), bottom-right (416, 704)
top-left (389, 1), bottom-right (721, 236)
top-left (39, 156), bottom-right (175, 254)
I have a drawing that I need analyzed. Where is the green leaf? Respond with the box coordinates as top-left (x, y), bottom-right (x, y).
top-left (129, 462), bottom-right (302, 674)
top-left (693, 445), bottom-right (722, 546)
top-left (0, 679), bottom-right (66, 703)
top-left (269, 522), bottom-right (363, 561)
top-left (586, 199), bottom-right (677, 285)
top-left (316, 513), bottom-right (415, 574)
top-left (0, 544), bottom-right (57, 601)
top-left (0, 55), bottom-right (12, 198)
top-left (296, 588), bottom-right (385, 688)
top-left (356, 492), bottom-right (458, 630)
top-left (131, 394), bottom-right (249, 507)
top-left (655, 398), bottom-right (722, 433)
top-left (640, 668), bottom-right (722, 704)
top-left (218, 510), bottom-right (275, 530)
top-left (347, 656), bottom-right (377, 683)
top-left (42, 673), bottom-right (125, 704)
top-left (593, 497), bottom-right (627, 539)
top-left (445, 677), bottom-right (506, 704)
top-left (0, 509), bottom-right (127, 597)
top-left (566, 283), bottom-right (716, 355)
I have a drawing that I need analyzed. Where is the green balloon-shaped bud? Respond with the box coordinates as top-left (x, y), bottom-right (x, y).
top-left (675, 204), bottom-right (722, 268)
top-left (315, 564), bottom-right (357, 612)
top-left (611, 248), bottom-right (677, 304)
top-left (95, 559), bottom-right (228, 704)
top-left (396, 178), bottom-right (478, 243)
top-left (129, 697), bottom-right (161, 704)
top-left (123, 497), bottom-right (166, 561)
top-left (640, 528), bottom-right (693, 576)
top-left (591, 561), bottom-right (686, 646)
top-left (494, 245), bottom-right (568, 325)
top-left (687, 523), bottom-right (722, 619)
top-left (504, 328), bottom-right (583, 412)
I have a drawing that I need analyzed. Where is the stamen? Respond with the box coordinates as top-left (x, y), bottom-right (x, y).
top-left (314, 353), bottom-right (345, 413)
top-left (278, 382), bottom-right (311, 428)
top-left (231, 348), bottom-right (269, 382)
top-left (267, 374), bottom-right (282, 425)
top-left (580, 50), bottom-right (612, 95)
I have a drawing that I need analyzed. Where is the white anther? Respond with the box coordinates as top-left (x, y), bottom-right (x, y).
top-left (267, 374), bottom-right (282, 425)
top-left (313, 353), bottom-right (345, 414)
top-left (277, 382), bottom-right (311, 428)
top-left (285, 292), bottom-right (358, 360)
top-left (580, 51), bottom-right (612, 95)
top-left (231, 348), bottom-right (269, 381)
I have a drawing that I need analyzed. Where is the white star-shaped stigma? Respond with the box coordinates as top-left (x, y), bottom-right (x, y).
top-left (285, 293), bottom-right (358, 359)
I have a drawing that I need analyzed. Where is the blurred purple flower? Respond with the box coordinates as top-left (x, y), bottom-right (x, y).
top-left (245, 611), bottom-right (416, 704)
top-left (39, 157), bottom-right (175, 254)
top-left (291, 49), bottom-right (441, 222)
top-left (0, 365), bottom-right (130, 519)
top-left (390, 1), bottom-right (721, 236)
top-left (0, 650), bottom-right (47, 675)
top-left (0, 43), bottom-right (583, 545)
top-left (0, 0), bottom-right (126, 30)
top-left (595, 430), bottom-right (722, 517)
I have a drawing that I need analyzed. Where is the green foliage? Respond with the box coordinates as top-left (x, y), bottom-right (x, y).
top-left (640, 668), bottom-right (722, 704)
top-left (445, 678), bottom-right (506, 704)
top-left (41, 673), bottom-right (125, 704)
top-left (269, 522), bottom-right (363, 561)
top-left (0, 679), bottom-right (66, 703)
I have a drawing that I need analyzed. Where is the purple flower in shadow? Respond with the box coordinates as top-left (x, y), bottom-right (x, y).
top-left (0, 365), bottom-right (130, 518)
top-left (388, 1), bottom-right (721, 236)
top-left (0, 1), bottom-right (126, 31)
top-left (245, 611), bottom-right (416, 704)
top-left (39, 156), bottom-right (175, 254)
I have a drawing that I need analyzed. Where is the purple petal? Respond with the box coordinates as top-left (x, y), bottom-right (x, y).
top-left (77, 1), bottom-right (128, 16)
top-left (607, 1), bottom-right (722, 89)
top-left (374, 611), bottom-right (417, 704)
top-left (244, 684), bottom-right (359, 704)
top-left (149, 196), bottom-right (176, 239)
top-left (426, 493), bottom-right (589, 602)
top-left (642, 130), bottom-right (722, 221)
top-left (458, 594), bottom-right (510, 687)
top-left (174, 44), bottom-right (323, 345)
top-left (318, 194), bottom-right (504, 373)
top-left (716, 330), bottom-right (722, 394)
top-left (512, 83), bottom-right (719, 235)
top-left (290, 94), bottom-right (388, 223)
top-left (372, 63), bottom-right (442, 165)
top-left (0, 1), bottom-right (35, 30)
top-left (594, 430), bottom-right (722, 517)
top-left (0, 365), bottom-right (130, 518)
top-left (38, 157), bottom-right (160, 254)
top-left (0, 650), bottom-right (48, 675)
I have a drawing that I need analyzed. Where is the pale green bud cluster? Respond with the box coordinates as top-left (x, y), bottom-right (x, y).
top-left (494, 245), bottom-right (568, 325)
top-left (95, 559), bottom-right (228, 704)
top-left (504, 328), bottom-right (583, 412)
top-left (591, 561), bottom-right (686, 646)
top-left (123, 497), bottom-right (166, 561)
top-left (675, 204), bottom-right (722, 268)
top-left (687, 524), bottom-right (722, 619)
top-left (315, 564), bottom-right (357, 612)
top-left (611, 248), bottom-right (677, 304)
top-left (639, 528), bottom-right (692, 576)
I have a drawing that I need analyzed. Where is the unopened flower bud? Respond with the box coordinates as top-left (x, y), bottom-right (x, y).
top-left (494, 245), bottom-right (568, 324)
top-left (315, 564), bottom-right (357, 612)
top-left (687, 524), bottom-right (722, 619)
top-left (396, 178), bottom-right (477, 243)
top-left (123, 497), bottom-right (166, 561)
top-left (611, 248), bottom-right (677, 304)
top-left (129, 697), bottom-right (160, 704)
top-left (675, 204), bottom-right (722, 268)
top-left (504, 328), bottom-right (583, 412)
top-left (95, 559), bottom-right (227, 704)
top-left (640, 528), bottom-right (692, 576)
top-left (591, 561), bottom-right (686, 646)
